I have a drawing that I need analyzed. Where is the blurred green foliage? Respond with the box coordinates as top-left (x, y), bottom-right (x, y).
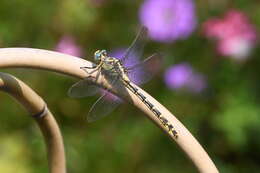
top-left (1, 0), bottom-right (260, 172)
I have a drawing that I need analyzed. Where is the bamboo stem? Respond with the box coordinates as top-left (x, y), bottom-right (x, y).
top-left (0, 47), bottom-right (218, 173)
top-left (0, 72), bottom-right (66, 173)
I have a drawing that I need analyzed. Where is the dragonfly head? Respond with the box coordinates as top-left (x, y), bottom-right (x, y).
top-left (94, 50), bottom-right (107, 62)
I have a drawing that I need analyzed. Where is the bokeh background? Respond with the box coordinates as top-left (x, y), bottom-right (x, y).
top-left (0, 0), bottom-right (260, 172)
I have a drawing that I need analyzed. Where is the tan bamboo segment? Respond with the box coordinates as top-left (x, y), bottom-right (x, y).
top-left (0, 72), bottom-right (66, 173)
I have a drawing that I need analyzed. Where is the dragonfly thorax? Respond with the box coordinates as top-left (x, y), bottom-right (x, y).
top-left (102, 56), bottom-right (130, 82)
top-left (102, 57), bottom-right (121, 71)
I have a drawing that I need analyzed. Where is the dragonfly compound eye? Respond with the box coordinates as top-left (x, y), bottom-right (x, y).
top-left (94, 50), bottom-right (102, 61)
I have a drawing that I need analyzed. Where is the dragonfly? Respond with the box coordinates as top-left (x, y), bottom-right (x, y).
top-left (68, 26), bottom-right (178, 138)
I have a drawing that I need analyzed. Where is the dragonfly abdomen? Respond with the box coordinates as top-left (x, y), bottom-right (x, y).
top-left (125, 82), bottom-right (178, 139)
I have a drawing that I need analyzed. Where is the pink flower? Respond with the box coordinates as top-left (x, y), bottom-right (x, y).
top-left (218, 37), bottom-right (254, 59)
top-left (55, 36), bottom-right (82, 57)
top-left (203, 10), bottom-right (257, 60)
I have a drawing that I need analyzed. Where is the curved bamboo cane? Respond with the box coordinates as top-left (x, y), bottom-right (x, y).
top-left (0, 72), bottom-right (66, 173)
top-left (0, 48), bottom-right (218, 173)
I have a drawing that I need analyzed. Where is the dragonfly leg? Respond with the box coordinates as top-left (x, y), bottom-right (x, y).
top-left (81, 66), bottom-right (96, 69)
top-left (81, 61), bottom-right (103, 75)
top-left (80, 66), bottom-right (100, 75)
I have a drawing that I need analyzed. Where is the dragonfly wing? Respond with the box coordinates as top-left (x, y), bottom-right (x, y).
top-left (68, 79), bottom-right (100, 98)
top-left (121, 26), bottom-right (148, 64)
top-left (127, 53), bottom-right (162, 85)
top-left (87, 74), bottom-right (123, 122)
top-left (87, 91), bottom-right (122, 122)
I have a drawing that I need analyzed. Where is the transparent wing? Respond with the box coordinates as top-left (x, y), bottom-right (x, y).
top-left (121, 26), bottom-right (148, 64)
top-left (68, 79), bottom-right (100, 98)
top-left (87, 75), bottom-right (122, 122)
top-left (127, 53), bottom-right (162, 85)
top-left (87, 91), bottom-right (122, 122)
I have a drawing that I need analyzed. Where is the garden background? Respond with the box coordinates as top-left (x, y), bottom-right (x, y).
top-left (0, 0), bottom-right (260, 172)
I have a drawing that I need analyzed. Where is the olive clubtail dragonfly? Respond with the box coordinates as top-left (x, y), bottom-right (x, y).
top-left (68, 27), bottom-right (178, 138)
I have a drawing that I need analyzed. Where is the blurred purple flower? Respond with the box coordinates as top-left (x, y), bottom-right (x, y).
top-left (164, 63), bottom-right (206, 93)
top-left (188, 73), bottom-right (207, 93)
top-left (203, 10), bottom-right (257, 60)
top-left (55, 36), bottom-right (82, 57)
top-left (139, 0), bottom-right (197, 43)
top-left (164, 63), bottom-right (193, 89)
